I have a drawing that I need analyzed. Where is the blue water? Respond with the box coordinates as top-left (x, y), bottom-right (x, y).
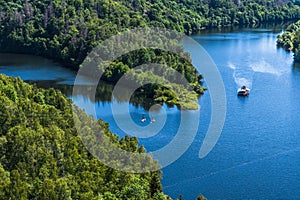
top-left (161, 29), bottom-right (300, 199)
top-left (1, 27), bottom-right (300, 199)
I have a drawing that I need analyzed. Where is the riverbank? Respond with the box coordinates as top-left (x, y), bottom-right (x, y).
top-left (277, 20), bottom-right (300, 62)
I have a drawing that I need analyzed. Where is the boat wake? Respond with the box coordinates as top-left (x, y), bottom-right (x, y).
top-left (228, 58), bottom-right (287, 90)
top-left (249, 59), bottom-right (285, 76)
top-left (228, 62), bottom-right (253, 89)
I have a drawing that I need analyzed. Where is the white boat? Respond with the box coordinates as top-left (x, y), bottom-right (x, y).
top-left (237, 86), bottom-right (250, 96)
top-left (141, 115), bottom-right (146, 122)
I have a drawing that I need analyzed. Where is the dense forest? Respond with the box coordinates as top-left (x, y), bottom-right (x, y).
top-left (277, 20), bottom-right (300, 62)
top-left (0, 74), bottom-right (171, 199)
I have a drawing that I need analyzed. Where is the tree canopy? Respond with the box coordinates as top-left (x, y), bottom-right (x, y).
top-left (277, 20), bottom-right (300, 62)
top-left (0, 74), bottom-right (169, 199)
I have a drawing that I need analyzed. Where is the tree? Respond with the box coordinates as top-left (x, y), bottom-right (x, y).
top-left (9, 170), bottom-right (28, 200)
top-left (197, 194), bottom-right (207, 200)
top-left (0, 164), bottom-right (10, 199)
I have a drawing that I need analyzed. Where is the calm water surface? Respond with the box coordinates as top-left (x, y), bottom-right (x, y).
top-left (1, 26), bottom-right (300, 199)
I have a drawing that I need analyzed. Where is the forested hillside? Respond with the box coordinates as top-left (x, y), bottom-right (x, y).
top-left (0, 0), bottom-right (299, 67)
top-left (277, 20), bottom-right (300, 62)
top-left (0, 74), bottom-right (169, 199)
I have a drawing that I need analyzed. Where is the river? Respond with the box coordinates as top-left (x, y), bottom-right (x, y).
top-left (1, 25), bottom-right (300, 199)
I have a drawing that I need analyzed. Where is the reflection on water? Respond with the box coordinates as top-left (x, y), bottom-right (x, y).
top-left (0, 53), bottom-right (76, 82)
top-left (293, 62), bottom-right (300, 71)
top-left (27, 79), bottom-right (166, 110)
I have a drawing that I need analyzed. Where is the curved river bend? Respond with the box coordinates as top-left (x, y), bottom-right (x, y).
top-left (1, 26), bottom-right (300, 199)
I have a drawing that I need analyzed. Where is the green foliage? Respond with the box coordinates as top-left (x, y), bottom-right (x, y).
top-left (2, 85), bottom-right (18, 102)
top-left (0, 164), bottom-right (10, 199)
top-left (0, 74), bottom-right (166, 199)
top-left (33, 91), bottom-right (45, 104)
top-left (153, 191), bottom-right (170, 200)
top-left (277, 20), bottom-right (300, 62)
top-left (103, 62), bottom-right (130, 82)
top-left (118, 177), bottom-right (149, 200)
top-left (197, 194), bottom-right (207, 200)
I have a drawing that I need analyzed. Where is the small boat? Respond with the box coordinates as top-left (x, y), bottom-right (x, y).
top-left (141, 115), bottom-right (146, 122)
top-left (150, 118), bottom-right (156, 123)
top-left (237, 86), bottom-right (250, 96)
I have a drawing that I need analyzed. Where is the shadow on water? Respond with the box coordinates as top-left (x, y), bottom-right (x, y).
top-left (196, 21), bottom-right (298, 35)
top-left (292, 62), bottom-right (300, 72)
top-left (27, 79), bottom-right (122, 102)
top-left (26, 79), bottom-right (174, 111)
top-left (236, 95), bottom-right (250, 101)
